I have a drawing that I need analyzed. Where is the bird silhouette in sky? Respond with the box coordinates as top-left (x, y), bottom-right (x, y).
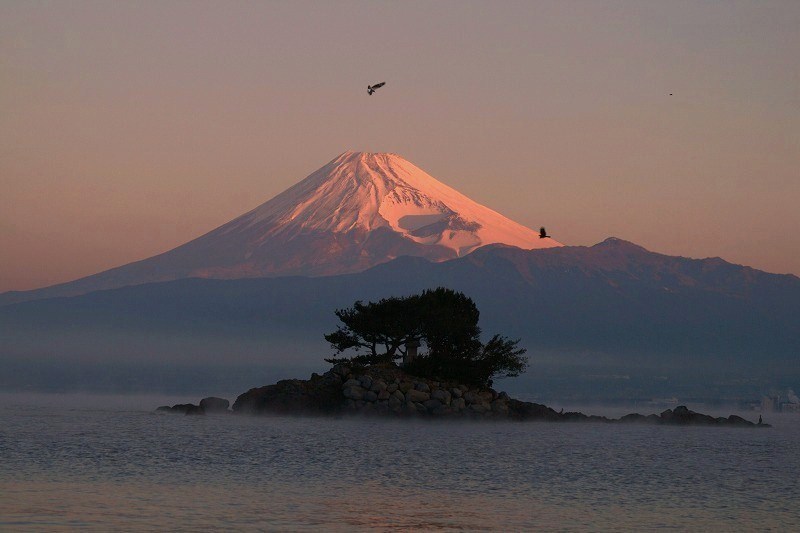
top-left (368, 82), bottom-right (385, 95)
top-left (539, 227), bottom-right (551, 239)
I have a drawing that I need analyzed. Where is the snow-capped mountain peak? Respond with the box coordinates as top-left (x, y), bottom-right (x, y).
top-left (237, 151), bottom-right (561, 257)
top-left (1, 151), bottom-right (562, 303)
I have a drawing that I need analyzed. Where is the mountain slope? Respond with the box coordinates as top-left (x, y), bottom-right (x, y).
top-left (3, 239), bottom-right (798, 397)
top-left (0, 151), bottom-right (560, 305)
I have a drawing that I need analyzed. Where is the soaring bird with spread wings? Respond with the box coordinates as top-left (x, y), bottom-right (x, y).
top-left (367, 82), bottom-right (385, 95)
top-left (539, 227), bottom-right (551, 239)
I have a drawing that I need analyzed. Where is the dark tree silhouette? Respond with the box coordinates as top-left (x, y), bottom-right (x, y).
top-left (324, 288), bottom-right (527, 387)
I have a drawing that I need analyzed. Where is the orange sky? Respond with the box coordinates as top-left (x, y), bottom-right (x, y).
top-left (1, 1), bottom-right (799, 292)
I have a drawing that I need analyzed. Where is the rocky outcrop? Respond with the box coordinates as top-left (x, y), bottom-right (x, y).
top-left (156, 403), bottom-right (205, 415)
top-left (199, 397), bottom-right (230, 413)
top-left (156, 397), bottom-right (231, 416)
top-left (227, 363), bottom-right (767, 427)
top-left (232, 372), bottom-right (344, 415)
top-left (231, 363), bottom-right (522, 419)
top-left (646, 405), bottom-right (765, 427)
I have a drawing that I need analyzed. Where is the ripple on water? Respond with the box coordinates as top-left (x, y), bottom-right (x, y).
top-left (1, 399), bottom-right (798, 530)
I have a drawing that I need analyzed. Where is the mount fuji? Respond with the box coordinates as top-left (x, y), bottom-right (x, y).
top-left (1, 151), bottom-right (560, 305)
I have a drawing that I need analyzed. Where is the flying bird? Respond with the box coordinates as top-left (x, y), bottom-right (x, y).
top-left (367, 82), bottom-right (385, 95)
top-left (539, 227), bottom-right (550, 239)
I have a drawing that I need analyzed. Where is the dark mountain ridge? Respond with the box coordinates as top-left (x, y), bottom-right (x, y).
top-left (2, 238), bottom-right (797, 398)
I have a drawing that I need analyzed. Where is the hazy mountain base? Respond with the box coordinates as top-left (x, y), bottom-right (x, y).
top-left (1, 240), bottom-right (797, 401)
top-left (0, 343), bottom-right (791, 403)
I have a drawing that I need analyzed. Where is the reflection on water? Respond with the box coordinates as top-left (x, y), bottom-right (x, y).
top-left (1, 396), bottom-right (799, 530)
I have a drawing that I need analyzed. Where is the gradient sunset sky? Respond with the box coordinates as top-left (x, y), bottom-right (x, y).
top-left (2, 1), bottom-right (798, 292)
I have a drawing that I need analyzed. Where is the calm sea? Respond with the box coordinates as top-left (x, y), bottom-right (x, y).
top-left (1, 393), bottom-right (798, 531)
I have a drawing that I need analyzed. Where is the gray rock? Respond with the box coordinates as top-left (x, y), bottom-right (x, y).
top-left (343, 378), bottom-right (361, 388)
top-left (406, 389), bottom-right (431, 403)
top-left (431, 389), bottom-right (451, 405)
top-left (364, 391), bottom-right (378, 402)
top-left (451, 388), bottom-right (463, 398)
top-left (370, 380), bottom-right (387, 393)
top-left (452, 398), bottom-right (466, 411)
top-left (387, 383), bottom-right (399, 393)
top-left (388, 396), bottom-right (402, 410)
top-left (358, 375), bottom-right (373, 389)
top-left (464, 391), bottom-right (481, 405)
top-left (377, 389), bottom-right (390, 401)
top-left (414, 382), bottom-right (431, 393)
top-left (343, 386), bottom-right (365, 401)
top-left (392, 390), bottom-right (405, 402)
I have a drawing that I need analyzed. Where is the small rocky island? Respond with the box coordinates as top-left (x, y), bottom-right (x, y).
top-left (159, 290), bottom-right (768, 427)
top-left (156, 363), bottom-right (768, 427)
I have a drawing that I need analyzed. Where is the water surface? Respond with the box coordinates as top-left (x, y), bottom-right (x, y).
top-left (2, 395), bottom-right (797, 531)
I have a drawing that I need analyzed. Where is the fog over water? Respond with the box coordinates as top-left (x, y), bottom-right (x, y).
top-left (1, 394), bottom-right (798, 530)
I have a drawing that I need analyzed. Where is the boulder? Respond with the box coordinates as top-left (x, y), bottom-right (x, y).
top-left (343, 386), bottom-right (366, 401)
top-left (463, 391), bottom-right (482, 405)
top-left (431, 389), bottom-right (451, 405)
top-left (406, 389), bottom-right (430, 403)
top-left (232, 375), bottom-right (344, 415)
top-left (363, 391), bottom-right (378, 402)
top-left (388, 396), bottom-right (402, 410)
top-left (199, 397), bottom-right (230, 413)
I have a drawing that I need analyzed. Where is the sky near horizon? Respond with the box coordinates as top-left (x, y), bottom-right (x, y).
top-left (1, 1), bottom-right (798, 292)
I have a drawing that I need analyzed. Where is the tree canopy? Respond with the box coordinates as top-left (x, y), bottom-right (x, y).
top-left (324, 288), bottom-right (527, 387)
